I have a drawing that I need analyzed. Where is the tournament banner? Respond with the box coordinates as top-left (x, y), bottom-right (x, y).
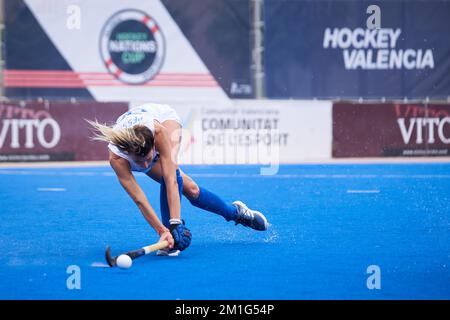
top-left (333, 102), bottom-right (450, 157)
top-left (264, 0), bottom-right (450, 99)
top-left (0, 101), bottom-right (128, 162)
top-left (4, 0), bottom-right (251, 101)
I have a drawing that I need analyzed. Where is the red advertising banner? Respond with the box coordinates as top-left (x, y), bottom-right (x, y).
top-left (0, 101), bottom-right (128, 161)
top-left (333, 103), bottom-right (450, 157)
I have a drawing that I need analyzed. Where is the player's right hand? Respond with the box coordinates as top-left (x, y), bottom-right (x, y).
top-left (159, 229), bottom-right (175, 249)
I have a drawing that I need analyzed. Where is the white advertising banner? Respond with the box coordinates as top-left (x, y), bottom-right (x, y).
top-left (150, 100), bottom-right (333, 165)
top-left (24, 0), bottom-right (228, 102)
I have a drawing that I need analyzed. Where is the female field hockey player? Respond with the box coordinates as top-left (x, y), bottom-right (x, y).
top-left (88, 103), bottom-right (269, 255)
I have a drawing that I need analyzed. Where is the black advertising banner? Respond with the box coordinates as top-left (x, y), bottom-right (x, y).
top-left (3, 0), bottom-right (95, 100)
top-left (0, 101), bottom-right (128, 161)
top-left (162, 0), bottom-right (253, 98)
top-left (265, 0), bottom-right (450, 100)
top-left (333, 102), bottom-right (450, 157)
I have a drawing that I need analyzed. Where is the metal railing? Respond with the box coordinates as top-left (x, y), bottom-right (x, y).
top-left (0, 0), bottom-right (4, 99)
top-left (250, 0), bottom-right (265, 99)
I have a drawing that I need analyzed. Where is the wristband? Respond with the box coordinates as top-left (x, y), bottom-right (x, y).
top-left (169, 218), bottom-right (182, 225)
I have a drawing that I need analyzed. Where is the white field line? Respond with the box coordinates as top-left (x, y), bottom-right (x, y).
top-left (37, 187), bottom-right (66, 192)
top-left (0, 170), bottom-right (450, 179)
top-left (0, 157), bottom-right (449, 169)
top-left (90, 262), bottom-right (110, 268)
top-left (347, 189), bottom-right (380, 194)
top-left (0, 161), bottom-right (110, 168)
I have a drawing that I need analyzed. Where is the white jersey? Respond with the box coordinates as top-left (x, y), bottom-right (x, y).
top-left (108, 103), bottom-right (181, 173)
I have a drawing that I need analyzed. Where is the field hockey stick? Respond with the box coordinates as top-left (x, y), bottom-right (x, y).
top-left (105, 240), bottom-right (169, 267)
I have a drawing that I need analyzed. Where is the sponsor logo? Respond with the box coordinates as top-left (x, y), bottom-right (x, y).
top-left (0, 105), bottom-right (61, 150)
top-left (100, 9), bottom-right (165, 84)
top-left (0, 118), bottom-right (61, 149)
top-left (395, 105), bottom-right (450, 145)
top-left (323, 28), bottom-right (434, 70)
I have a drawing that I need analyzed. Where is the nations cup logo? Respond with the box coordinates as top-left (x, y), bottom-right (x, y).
top-left (100, 9), bottom-right (165, 84)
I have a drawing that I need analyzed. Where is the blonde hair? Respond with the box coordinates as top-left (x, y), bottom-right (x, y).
top-left (86, 119), bottom-right (154, 156)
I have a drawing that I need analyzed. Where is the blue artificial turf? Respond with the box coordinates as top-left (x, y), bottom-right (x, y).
top-left (0, 163), bottom-right (449, 299)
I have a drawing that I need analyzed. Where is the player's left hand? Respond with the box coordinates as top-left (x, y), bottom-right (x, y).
top-left (169, 219), bottom-right (192, 251)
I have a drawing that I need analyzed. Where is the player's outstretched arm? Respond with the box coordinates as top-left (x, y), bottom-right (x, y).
top-left (154, 124), bottom-right (191, 251)
top-left (109, 151), bottom-right (174, 248)
top-left (155, 125), bottom-right (181, 221)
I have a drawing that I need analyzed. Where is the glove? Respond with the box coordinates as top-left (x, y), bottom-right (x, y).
top-left (169, 219), bottom-right (192, 251)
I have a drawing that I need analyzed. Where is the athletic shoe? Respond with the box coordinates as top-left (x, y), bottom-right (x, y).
top-left (156, 248), bottom-right (180, 256)
top-left (232, 201), bottom-right (269, 231)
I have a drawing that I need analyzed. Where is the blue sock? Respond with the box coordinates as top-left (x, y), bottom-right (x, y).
top-left (160, 169), bottom-right (183, 228)
top-left (188, 187), bottom-right (238, 222)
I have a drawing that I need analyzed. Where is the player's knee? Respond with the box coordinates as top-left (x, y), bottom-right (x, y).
top-left (184, 182), bottom-right (200, 200)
